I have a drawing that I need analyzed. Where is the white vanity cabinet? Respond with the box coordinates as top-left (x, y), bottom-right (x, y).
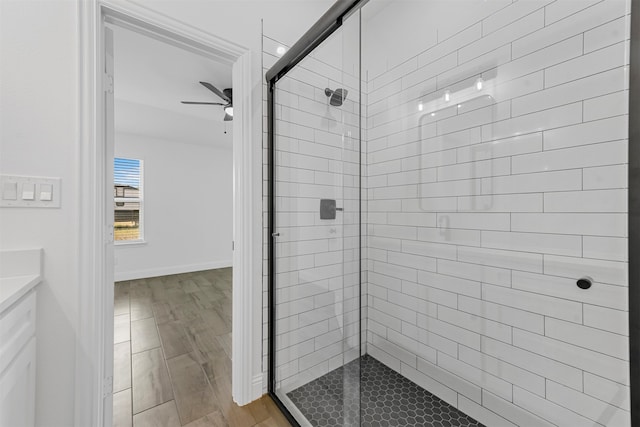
top-left (0, 292), bottom-right (37, 427)
top-left (0, 249), bottom-right (41, 427)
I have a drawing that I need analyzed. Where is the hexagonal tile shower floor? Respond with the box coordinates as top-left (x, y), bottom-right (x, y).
top-left (287, 355), bottom-right (484, 427)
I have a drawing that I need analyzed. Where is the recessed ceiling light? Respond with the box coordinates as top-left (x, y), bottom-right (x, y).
top-left (418, 103), bottom-right (424, 111)
top-left (276, 46), bottom-right (287, 56)
top-left (444, 90), bottom-right (451, 102)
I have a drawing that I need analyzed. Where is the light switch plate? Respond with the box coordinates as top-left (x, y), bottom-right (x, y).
top-left (0, 175), bottom-right (61, 208)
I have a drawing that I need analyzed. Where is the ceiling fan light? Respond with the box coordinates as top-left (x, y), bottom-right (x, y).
top-left (224, 106), bottom-right (234, 117)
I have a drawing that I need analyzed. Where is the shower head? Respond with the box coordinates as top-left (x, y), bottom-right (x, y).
top-left (325, 87), bottom-right (348, 107)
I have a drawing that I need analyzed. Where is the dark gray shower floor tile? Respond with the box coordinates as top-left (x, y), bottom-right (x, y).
top-left (287, 355), bottom-right (484, 427)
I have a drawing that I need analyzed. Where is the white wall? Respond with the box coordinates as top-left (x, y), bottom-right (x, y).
top-left (114, 133), bottom-right (233, 281)
top-left (363, 1), bottom-right (631, 426)
top-left (0, 1), bottom-right (79, 426)
top-left (0, 0), bottom-right (331, 425)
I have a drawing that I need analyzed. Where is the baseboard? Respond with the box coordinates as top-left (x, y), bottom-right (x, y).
top-left (114, 260), bottom-right (232, 282)
top-left (262, 371), bottom-right (268, 395)
top-left (252, 373), bottom-right (264, 401)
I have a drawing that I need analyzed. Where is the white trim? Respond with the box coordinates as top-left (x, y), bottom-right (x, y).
top-left (113, 239), bottom-right (146, 246)
top-left (252, 373), bottom-right (264, 399)
top-left (114, 260), bottom-right (232, 282)
top-left (77, 3), bottom-right (261, 426)
top-left (76, 1), bottom-right (105, 425)
top-left (231, 50), bottom-right (264, 406)
top-left (100, 0), bottom-right (245, 63)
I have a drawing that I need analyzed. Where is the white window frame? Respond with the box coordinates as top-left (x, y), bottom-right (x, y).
top-left (114, 158), bottom-right (145, 245)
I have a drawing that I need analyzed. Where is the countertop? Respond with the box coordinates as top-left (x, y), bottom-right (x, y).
top-left (0, 249), bottom-right (42, 313)
top-left (0, 274), bottom-right (41, 313)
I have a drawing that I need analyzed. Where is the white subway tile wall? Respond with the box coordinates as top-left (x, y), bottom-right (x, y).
top-left (263, 34), bottom-right (363, 394)
top-left (263, 0), bottom-right (631, 425)
top-left (363, 0), bottom-right (630, 426)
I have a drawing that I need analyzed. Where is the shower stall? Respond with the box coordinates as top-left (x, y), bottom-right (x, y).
top-left (265, 0), bottom-right (633, 425)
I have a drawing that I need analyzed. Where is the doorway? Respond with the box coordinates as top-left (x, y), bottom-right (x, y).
top-left (108, 23), bottom-right (235, 426)
top-left (77, 3), bottom-right (263, 426)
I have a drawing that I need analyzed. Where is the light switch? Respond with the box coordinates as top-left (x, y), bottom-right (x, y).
top-left (22, 183), bottom-right (35, 200)
top-left (39, 183), bottom-right (53, 201)
top-left (2, 182), bottom-right (17, 200)
top-left (1, 175), bottom-right (60, 208)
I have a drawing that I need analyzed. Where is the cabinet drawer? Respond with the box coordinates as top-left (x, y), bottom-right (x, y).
top-left (0, 291), bottom-right (36, 375)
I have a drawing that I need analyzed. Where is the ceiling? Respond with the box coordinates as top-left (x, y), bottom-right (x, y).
top-left (112, 24), bottom-right (233, 148)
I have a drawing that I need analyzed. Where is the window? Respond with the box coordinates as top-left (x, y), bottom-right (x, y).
top-left (114, 157), bottom-right (143, 243)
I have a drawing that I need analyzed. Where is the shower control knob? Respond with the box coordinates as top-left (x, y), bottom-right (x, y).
top-left (577, 276), bottom-right (593, 290)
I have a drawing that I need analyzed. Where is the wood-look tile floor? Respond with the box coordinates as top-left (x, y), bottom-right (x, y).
top-left (113, 268), bottom-right (291, 427)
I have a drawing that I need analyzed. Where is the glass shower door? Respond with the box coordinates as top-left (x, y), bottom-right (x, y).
top-left (271, 8), bottom-right (362, 426)
top-left (359, 0), bottom-right (630, 426)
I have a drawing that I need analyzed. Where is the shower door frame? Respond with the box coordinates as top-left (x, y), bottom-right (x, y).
top-left (265, 0), bottom-right (367, 424)
top-left (629, 0), bottom-right (640, 424)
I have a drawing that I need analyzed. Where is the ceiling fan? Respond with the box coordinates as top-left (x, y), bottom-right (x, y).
top-left (181, 81), bottom-right (233, 121)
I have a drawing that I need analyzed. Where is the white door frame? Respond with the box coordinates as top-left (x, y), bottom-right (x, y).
top-left (76, 2), bottom-right (263, 425)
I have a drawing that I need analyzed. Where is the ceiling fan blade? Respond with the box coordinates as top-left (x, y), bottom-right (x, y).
top-left (199, 81), bottom-right (230, 103)
top-left (181, 101), bottom-right (225, 105)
